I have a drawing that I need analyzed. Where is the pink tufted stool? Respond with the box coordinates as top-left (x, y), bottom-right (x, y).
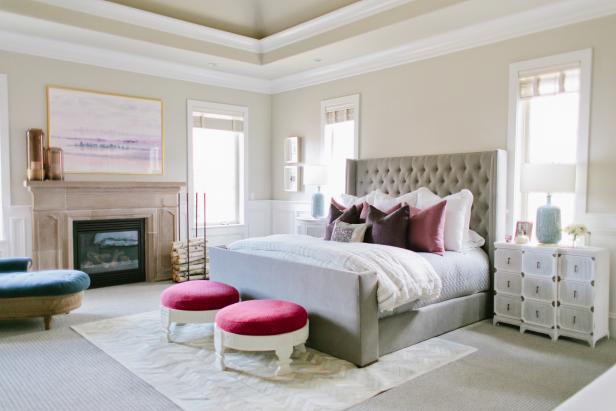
top-left (160, 280), bottom-right (239, 342)
top-left (214, 299), bottom-right (309, 376)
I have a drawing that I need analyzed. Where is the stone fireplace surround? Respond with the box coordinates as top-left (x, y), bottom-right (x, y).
top-left (26, 181), bottom-right (184, 282)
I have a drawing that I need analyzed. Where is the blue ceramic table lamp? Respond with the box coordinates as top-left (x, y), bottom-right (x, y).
top-left (303, 165), bottom-right (328, 218)
top-left (521, 163), bottom-right (576, 244)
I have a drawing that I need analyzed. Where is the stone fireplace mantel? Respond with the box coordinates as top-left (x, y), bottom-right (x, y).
top-left (26, 180), bottom-right (184, 282)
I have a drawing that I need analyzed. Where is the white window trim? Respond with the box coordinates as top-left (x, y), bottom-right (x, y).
top-left (506, 49), bottom-right (592, 236)
top-left (320, 94), bottom-right (360, 162)
top-left (0, 74), bottom-right (11, 242)
top-left (186, 99), bottom-right (247, 231)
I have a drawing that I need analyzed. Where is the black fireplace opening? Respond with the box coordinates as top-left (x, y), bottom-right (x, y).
top-left (73, 218), bottom-right (146, 288)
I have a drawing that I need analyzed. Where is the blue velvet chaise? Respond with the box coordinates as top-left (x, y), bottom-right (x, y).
top-left (0, 257), bottom-right (90, 329)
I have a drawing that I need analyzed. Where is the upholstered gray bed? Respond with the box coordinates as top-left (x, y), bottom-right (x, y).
top-left (210, 150), bottom-right (506, 366)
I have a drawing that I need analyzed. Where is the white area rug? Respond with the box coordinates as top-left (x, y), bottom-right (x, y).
top-left (73, 311), bottom-right (476, 411)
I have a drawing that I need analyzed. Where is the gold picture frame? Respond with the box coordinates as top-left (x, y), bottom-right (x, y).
top-left (47, 85), bottom-right (164, 175)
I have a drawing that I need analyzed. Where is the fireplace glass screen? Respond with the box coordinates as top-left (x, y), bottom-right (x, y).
top-left (73, 219), bottom-right (145, 288)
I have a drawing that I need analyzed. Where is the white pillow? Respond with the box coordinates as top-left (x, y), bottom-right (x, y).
top-left (331, 221), bottom-right (368, 243)
top-left (461, 229), bottom-right (485, 251)
top-left (373, 189), bottom-right (421, 211)
top-left (417, 188), bottom-right (474, 251)
top-left (339, 190), bottom-right (376, 208)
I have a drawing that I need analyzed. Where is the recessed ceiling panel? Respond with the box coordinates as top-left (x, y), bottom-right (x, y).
top-left (106, 0), bottom-right (359, 39)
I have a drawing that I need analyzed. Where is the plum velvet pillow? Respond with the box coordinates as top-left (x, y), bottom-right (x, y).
top-left (325, 204), bottom-right (360, 240)
top-left (365, 204), bottom-right (410, 248)
top-left (408, 200), bottom-right (447, 255)
top-left (360, 201), bottom-right (400, 221)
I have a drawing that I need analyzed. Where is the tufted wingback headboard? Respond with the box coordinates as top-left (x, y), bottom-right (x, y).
top-left (345, 150), bottom-right (506, 266)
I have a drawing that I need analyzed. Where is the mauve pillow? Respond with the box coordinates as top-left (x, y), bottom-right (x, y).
top-left (365, 204), bottom-right (409, 248)
top-left (408, 200), bottom-right (446, 255)
top-left (325, 204), bottom-right (360, 240)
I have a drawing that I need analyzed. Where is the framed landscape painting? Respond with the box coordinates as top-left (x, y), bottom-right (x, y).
top-left (47, 86), bottom-right (163, 175)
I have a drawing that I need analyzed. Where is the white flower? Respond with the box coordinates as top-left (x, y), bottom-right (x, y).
top-left (563, 224), bottom-right (590, 236)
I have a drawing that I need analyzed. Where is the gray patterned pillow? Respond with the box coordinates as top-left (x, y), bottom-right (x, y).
top-left (331, 221), bottom-right (368, 243)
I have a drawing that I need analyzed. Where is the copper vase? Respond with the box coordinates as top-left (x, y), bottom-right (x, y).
top-left (26, 128), bottom-right (45, 181)
top-left (44, 147), bottom-right (64, 180)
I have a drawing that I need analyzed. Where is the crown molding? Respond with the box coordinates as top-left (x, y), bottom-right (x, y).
top-left (3, 0), bottom-right (616, 95)
top-left (34, 0), bottom-right (261, 53)
top-left (259, 0), bottom-right (414, 53)
top-left (0, 30), bottom-right (272, 94)
top-left (270, 0), bottom-right (616, 93)
top-left (34, 0), bottom-right (414, 54)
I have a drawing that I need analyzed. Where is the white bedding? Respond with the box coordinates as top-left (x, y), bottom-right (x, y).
top-left (228, 234), bottom-right (442, 313)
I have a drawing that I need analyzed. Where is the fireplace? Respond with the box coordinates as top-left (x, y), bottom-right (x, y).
top-left (73, 218), bottom-right (146, 288)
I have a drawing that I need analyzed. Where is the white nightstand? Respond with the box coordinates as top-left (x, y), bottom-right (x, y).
top-left (493, 241), bottom-right (610, 347)
top-left (295, 216), bottom-right (327, 238)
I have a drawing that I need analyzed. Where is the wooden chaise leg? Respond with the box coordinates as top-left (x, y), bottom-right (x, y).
top-left (43, 315), bottom-right (52, 330)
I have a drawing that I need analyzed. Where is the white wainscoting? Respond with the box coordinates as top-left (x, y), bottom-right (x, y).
top-left (1, 205), bottom-right (32, 258)
top-left (582, 213), bottom-right (616, 337)
top-left (271, 200), bottom-right (311, 235)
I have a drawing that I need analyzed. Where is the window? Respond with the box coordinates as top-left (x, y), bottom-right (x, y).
top-left (0, 74), bottom-right (10, 242)
top-left (188, 101), bottom-right (245, 227)
top-left (508, 50), bottom-right (592, 236)
top-left (321, 95), bottom-right (359, 199)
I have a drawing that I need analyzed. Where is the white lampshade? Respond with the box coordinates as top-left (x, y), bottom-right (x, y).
top-left (521, 163), bottom-right (576, 193)
top-left (303, 165), bottom-right (328, 186)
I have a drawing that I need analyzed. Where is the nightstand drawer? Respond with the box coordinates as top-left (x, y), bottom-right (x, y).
top-left (495, 249), bottom-right (522, 272)
top-left (559, 306), bottom-right (593, 334)
top-left (561, 255), bottom-right (594, 281)
top-left (559, 280), bottom-right (593, 307)
top-left (522, 274), bottom-right (556, 301)
top-left (495, 271), bottom-right (521, 295)
top-left (522, 300), bottom-right (555, 328)
top-left (523, 252), bottom-right (556, 276)
top-left (495, 294), bottom-right (521, 318)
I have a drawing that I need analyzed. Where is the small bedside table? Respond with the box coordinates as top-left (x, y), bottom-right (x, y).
top-left (295, 216), bottom-right (327, 238)
top-left (493, 241), bottom-right (610, 347)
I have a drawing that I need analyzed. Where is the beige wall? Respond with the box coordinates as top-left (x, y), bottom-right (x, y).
top-left (271, 14), bottom-right (616, 215)
top-left (0, 50), bottom-right (271, 206)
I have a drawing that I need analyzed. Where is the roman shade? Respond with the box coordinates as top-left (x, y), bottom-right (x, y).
top-left (192, 112), bottom-right (244, 132)
top-left (325, 106), bottom-right (355, 124)
top-left (518, 66), bottom-right (580, 99)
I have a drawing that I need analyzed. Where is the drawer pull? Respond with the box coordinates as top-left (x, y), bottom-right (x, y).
top-left (573, 290), bottom-right (577, 299)
top-left (573, 315), bottom-right (576, 325)
top-left (535, 285), bottom-right (539, 294)
top-left (574, 265), bottom-right (579, 273)
top-left (507, 257), bottom-right (511, 265)
top-left (536, 261), bottom-right (541, 269)
top-left (507, 280), bottom-right (511, 288)
top-left (535, 310), bottom-right (539, 319)
top-left (507, 304), bottom-right (510, 311)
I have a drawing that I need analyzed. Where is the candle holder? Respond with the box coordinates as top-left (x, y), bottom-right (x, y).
top-left (44, 147), bottom-right (64, 180)
top-left (26, 128), bottom-right (45, 181)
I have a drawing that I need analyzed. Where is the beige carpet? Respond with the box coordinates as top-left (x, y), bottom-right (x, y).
top-left (73, 311), bottom-right (475, 411)
top-left (1, 282), bottom-right (616, 411)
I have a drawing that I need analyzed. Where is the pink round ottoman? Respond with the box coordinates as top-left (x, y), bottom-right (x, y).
top-left (160, 280), bottom-right (239, 342)
top-left (214, 299), bottom-right (309, 376)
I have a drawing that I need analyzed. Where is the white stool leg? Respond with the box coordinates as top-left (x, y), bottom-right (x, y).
top-left (161, 307), bottom-right (172, 343)
top-left (295, 343), bottom-right (306, 353)
top-left (275, 345), bottom-right (293, 376)
top-left (214, 326), bottom-right (226, 371)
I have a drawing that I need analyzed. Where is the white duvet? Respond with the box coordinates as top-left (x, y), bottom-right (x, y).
top-left (228, 235), bottom-right (442, 313)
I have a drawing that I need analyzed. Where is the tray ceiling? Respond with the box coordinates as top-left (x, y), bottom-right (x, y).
top-left (106, 0), bottom-right (359, 39)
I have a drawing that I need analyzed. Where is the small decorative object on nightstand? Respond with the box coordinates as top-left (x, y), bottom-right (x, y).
top-left (296, 215), bottom-right (327, 238)
top-left (493, 241), bottom-right (609, 347)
